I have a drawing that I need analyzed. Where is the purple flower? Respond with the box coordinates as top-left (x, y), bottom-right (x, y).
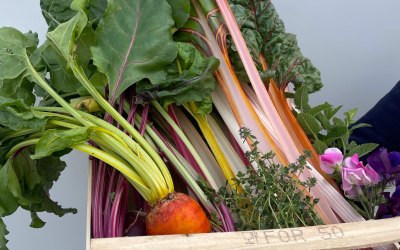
top-left (376, 185), bottom-right (400, 219)
top-left (320, 148), bottom-right (343, 174)
top-left (367, 148), bottom-right (400, 179)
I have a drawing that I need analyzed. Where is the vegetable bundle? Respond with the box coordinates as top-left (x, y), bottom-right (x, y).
top-left (0, 0), bottom-right (378, 249)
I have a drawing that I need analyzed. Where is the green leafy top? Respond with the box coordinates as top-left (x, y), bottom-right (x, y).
top-left (91, 0), bottom-right (178, 104)
top-left (136, 42), bottom-right (218, 110)
top-left (293, 86), bottom-right (378, 157)
top-left (228, 0), bottom-right (323, 93)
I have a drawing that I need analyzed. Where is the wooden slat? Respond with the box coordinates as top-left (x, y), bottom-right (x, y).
top-left (90, 217), bottom-right (400, 250)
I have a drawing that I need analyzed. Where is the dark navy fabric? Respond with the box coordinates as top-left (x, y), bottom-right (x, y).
top-left (350, 80), bottom-right (400, 152)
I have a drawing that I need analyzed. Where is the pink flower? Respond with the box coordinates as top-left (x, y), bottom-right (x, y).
top-left (341, 154), bottom-right (380, 199)
top-left (341, 167), bottom-right (364, 198)
top-left (343, 154), bottom-right (380, 186)
top-left (320, 148), bottom-right (343, 174)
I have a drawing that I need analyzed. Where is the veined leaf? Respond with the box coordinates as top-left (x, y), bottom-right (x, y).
top-left (294, 85), bottom-right (310, 111)
top-left (137, 42), bottom-right (218, 106)
top-left (46, 0), bottom-right (88, 61)
top-left (324, 105), bottom-right (342, 120)
top-left (0, 161), bottom-right (21, 217)
top-left (0, 28), bottom-right (37, 81)
top-left (347, 143), bottom-right (379, 158)
top-left (0, 218), bottom-right (8, 250)
top-left (32, 127), bottom-right (92, 159)
top-left (40, 0), bottom-right (76, 31)
top-left (91, 0), bottom-right (177, 102)
top-left (0, 96), bottom-right (47, 131)
top-left (297, 112), bottom-right (322, 138)
top-left (39, 42), bottom-right (81, 93)
top-left (228, 0), bottom-right (323, 92)
top-left (326, 126), bottom-right (348, 140)
top-left (167, 0), bottom-right (191, 29)
top-left (308, 103), bottom-right (332, 116)
top-left (313, 140), bottom-right (328, 155)
top-left (0, 70), bottom-right (36, 106)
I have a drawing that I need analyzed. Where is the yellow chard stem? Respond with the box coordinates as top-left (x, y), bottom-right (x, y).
top-left (185, 102), bottom-right (237, 188)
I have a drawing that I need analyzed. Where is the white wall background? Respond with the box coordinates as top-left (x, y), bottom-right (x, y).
top-left (0, 1), bottom-right (399, 250)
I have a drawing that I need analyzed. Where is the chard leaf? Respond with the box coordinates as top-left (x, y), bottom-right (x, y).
top-left (41, 0), bottom-right (108, 30)
top-left (91, 0), bottom-right (177, 101)
top-left (0, 218), bottom-right (8, 250)
top-left (40, 0), bottom-right (76, 31)
top-left (0, 28), bottom-right (37, 81)
top-left (32, 127), bottom-right (91, 159)
top-left (136, 42), bottom-right (218, 106)
top-left (228, 0), bottom-right (323, 92)
top-left (0, 161), bottom-right (21, 217)
top-left (0, 96), bottom-right (47, 131)
top-left (87, 0), bottom-right (108, 28)
top-left (39, 42), bottom-right (81, 93)
top-left (30, 212), bottom-right (46, 228)
top-left (12, 148), bottom-right (76, 217)
top-left (167, 0), bottom-right (191, 29)
top-left (42, 27), bottom-right (106, 95)
top-left (0, 69), bottom-right (36, 106)
top-left (30, 193), bottom-right (77, 217)
top-left (46, 0), bottom-right (88, 61)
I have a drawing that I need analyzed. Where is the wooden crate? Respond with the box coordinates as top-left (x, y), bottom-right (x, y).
top-left (86, 166), bottom-right (400, 250)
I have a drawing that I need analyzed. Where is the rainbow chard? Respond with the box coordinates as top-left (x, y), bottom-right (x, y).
top-left (196, 0), bottom-right (366, 224)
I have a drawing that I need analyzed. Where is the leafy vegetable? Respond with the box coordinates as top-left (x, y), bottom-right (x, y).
top-left (91, 0), bottom-right (178, 103)
top-left (228, 0), bottom-right (323, 93)
top-left (137, 42), bottom-right (218, 106)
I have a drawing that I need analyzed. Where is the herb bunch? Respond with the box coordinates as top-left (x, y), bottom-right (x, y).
top-left (202, 128), bottom-right (322, 231)
top-left (293, 86), bottom-right (378, 157)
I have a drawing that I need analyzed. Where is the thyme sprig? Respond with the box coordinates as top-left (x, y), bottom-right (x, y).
top-left (201, 128), bottom-right (322, 230)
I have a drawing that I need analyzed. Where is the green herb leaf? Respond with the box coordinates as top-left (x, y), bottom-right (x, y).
top-left (313, 140), bottom-right (328, 155)
top-left (294, 85), bottom-right (310, 111)
top-left (91, 0), bottom-right (177, 100)
top-left (308, 103), bottom-right (331, 116)
top-left (347, 143), bottom-right (379, 158)
top-left (297, 113), bottom-right (322, 138)
top-left (324, 106), bottom-right (342, 120)
top-left (326, 126), bottom-right (348, 141)
top-left (350, 123), bottom-right (372, 131)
